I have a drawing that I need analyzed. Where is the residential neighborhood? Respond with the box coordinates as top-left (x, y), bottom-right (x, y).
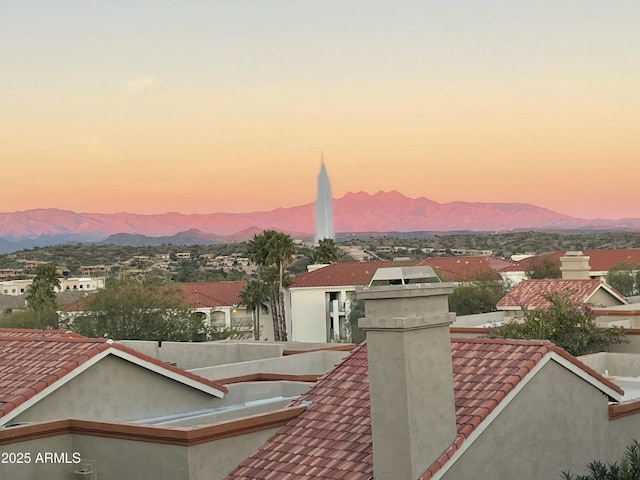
top-left (4, 259), bottom-right (640, 479)
top-left (3, 200), bottom-right (640, 479)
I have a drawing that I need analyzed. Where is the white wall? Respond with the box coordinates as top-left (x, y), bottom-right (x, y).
top-left (289, 287), bottom-right (355, 342)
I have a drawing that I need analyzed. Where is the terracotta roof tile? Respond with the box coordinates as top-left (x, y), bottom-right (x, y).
top-left (64, 281), bottom-right (248, 312)
top-left (496, 278), bottom-right (626, 309)
top-left (417, 256), bottom-right (514, 282)
top-left (291, 261), bottom-right (397, 288)
top-left (0, 334), bottom-right (110, 419)
top-left (291, 257), bottom-right (513, 288)
top-left (180, 281), bottom-right (246, 308)
top-left (227, 337), bottom-right (612, 480)
top-left (0, 329), bottom-right (227, 420)
top-left (0, 328), bottom-right (84, 339)
top-left (500, 249), bottom-right (640, 273)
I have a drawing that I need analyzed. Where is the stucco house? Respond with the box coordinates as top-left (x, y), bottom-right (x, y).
top-left (227, 269), bottom-right (640, 480)
top-left (180, 281), bottom-right (274, 340)
top-left (0, 328), bottom-right (227, 428)
top-left (500, 248), bottom-right (640, 286)
top-left (61, 280), bottom-right (275, 341)
top-left (0, 330), bottom-right (348, 480)
top-left (496, 278), bottom-right (628, 317)
top-left (287, 257), bottom-right (511, 343)
top-left (287, 261), bottom-right (391, 343)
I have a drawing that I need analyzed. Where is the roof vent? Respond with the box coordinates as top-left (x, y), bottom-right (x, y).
top-left (368, 266), bottom-right (440, 287)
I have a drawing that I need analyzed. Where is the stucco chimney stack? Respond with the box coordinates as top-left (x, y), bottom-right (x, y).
top-left (357, 267), bottom-right (456, 480)
top-left (560, 251), bottom-right (591, 280)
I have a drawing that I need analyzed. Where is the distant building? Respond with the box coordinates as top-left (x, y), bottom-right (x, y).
top-left (0, 277), bottom-right (105, 296)
top-left (497, 252), bottom-right (629, 317)
top-left (500, 248), bottom-right (640, 286)
top-left (79, 264), bottom-right (110, 277)
top-left (179, 281), bottom-right (273, 340)
top-left (287, 257), bottom-right (513, 342)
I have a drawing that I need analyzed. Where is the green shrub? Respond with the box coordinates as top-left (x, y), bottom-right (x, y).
top-left (561, 439), bottom-right (640, 480)
top-left (490, 293), bottom-right (627, 356)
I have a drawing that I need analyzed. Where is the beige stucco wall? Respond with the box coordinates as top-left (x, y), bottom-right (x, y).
top-left (191, 350), bottom-right (348, 380)
top-left (611, 333), bottom-right (640, 353)
top-left (72, 434), bottom-right (190, 480)
top-left (188, 427), bottom-right (281, 480)
top-left (12, 355), bottom-right (221, 424)
top-left (1, 426), bottom-right (283, 480)
top-left (452, 311), bottom-right (506, 327)
top-left (590, 289), bottom-right (625, 308)
top-left (579, 352), bottom-right (640, 377)
top-left (0, 435), bottom-right (74, 480)
top-left (118, 340), bottom-right (284, 370)
top-left (441, 361), bottom-right (640, 479)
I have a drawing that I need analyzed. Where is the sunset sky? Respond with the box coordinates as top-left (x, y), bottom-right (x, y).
top-left (2, 1), bottom-right (639, 220)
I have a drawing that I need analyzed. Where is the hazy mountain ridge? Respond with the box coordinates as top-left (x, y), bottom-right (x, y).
top-left (1, 191), bottom-right (639, 252)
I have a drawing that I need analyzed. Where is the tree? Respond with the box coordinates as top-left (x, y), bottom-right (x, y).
top-left (0, 310), bottom-right (41, 329)
top-left (448, 278), bottom-right (509, 316)
top-left (312, 238), bottom-right (340, 264)
top-left (346, 296), bottom-right (366, 344)
top-left (25, 263), bottom-right (61, 328)
top-left (70, 278), bottom-right (217, 341)
top-left (246, 230), bottom-right (295, 341)
top-left (239, 278), bottom-right (270, 340)
top-left (607, 261), bottom-right (640, 297)
top-left (490, 293), bottom-right (627, 356)
top-left (526, 255), bottom-right (562, 279)
top-left (561, 439), bottom-right (640, 480)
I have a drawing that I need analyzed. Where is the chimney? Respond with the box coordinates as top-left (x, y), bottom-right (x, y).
top-left (357, 266), bottom-right (456, 480)
top-left (560, 251), bottom-right (591, 279)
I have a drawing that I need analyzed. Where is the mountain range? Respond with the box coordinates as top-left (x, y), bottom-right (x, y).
top-left (1, 191), bottom-right (639, 253)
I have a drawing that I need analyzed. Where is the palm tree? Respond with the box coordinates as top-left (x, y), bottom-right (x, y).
top-left (239, 278), bottom-right (270, 340)
top-left (246, 230), bottom-right (295, 341)
top-left (312, 238), bottom-right (340, 264)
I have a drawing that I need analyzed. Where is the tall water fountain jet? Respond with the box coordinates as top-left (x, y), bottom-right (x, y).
top-left (315, 154), bottom-right (334, 244)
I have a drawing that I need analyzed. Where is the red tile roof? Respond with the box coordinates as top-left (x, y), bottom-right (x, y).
top-left (0, 328), bottom-right (84, 339)
top-left (291, 257), bottom-right (513, 288)
top-left (501, 249), bottom-right (640, 273)
top-left (226, 338), bottom-right (622, 480)
top-left (63, 281), bottom-right (248, 313)
top-left (417, 256), bottom-right (513, 282)
top-left (180, 281), bottom-right (246, 308)
top-left (291, 261), bottom-right (397, 288)
top-left (0, 329), bottom-right (227, 422)
top-left (496, 279), bottom-right (627, 310)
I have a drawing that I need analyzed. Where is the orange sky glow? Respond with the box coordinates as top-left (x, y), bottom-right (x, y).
top-left (2, 2), bottom-right (639, 220)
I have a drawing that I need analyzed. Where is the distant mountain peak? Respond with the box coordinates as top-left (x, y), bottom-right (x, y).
top-left (1, 191), bottom-right (639, 253)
